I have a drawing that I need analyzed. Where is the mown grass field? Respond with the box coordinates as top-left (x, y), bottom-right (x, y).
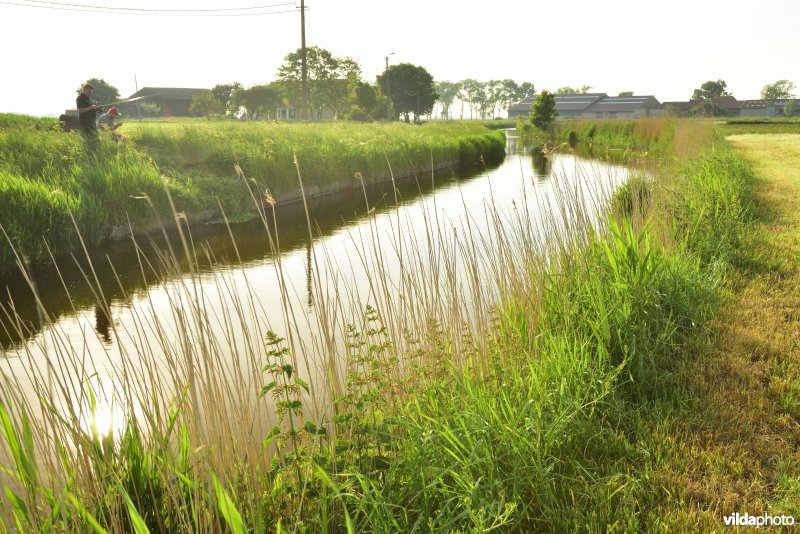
top-left (0, 117), bottom-right (798, 531)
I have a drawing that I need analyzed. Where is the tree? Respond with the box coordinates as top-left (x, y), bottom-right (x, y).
top-left (277, 46), bottom-right (362, 120)
top-left (530, 90), bottom-right (557, 132)
top-left (434, 80), bottom-right (461, 119)
top-left (189, 90), bottom-right (224, 118)
top-left (377, 63), bottom-right (438, 123)
top-left (233, 84), bottom-right (281, 119)
top-left (79, 78), bottom-right (120, 106)
top-left (457, 78), bottom-right (481, 119)
top-left (761, 80), bottom-right (796, 100)
top-left (688, 101), bottom-right (717, 117)
top-left (784, 99), bottom-right (798, 117)
top-left (556, 85), bottom-right (592, 94)
top-left (346, 81), bottom-right (385, 120)
top-left (691, 79), bottom-right (730, 101)
top-left (618, 91), bottom-right (634, 97)
top-left (211, 82), bottom-right (243, 114)
top-left (140, 102), bottom-right (161, 117)
top-left (484, 79), bottom-right (521, 119)
top-left (516, 82), bottom-right (536, 100)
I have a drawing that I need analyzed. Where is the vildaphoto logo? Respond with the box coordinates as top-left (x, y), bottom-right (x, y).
top-left (723, 512), bottom-right (795, 527)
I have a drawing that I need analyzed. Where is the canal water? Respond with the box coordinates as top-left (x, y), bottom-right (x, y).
top-left (0, 141), bottom-right (632, 440)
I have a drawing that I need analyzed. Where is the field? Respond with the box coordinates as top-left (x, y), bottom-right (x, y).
top-left (0, 117), bottom-right (798, 531)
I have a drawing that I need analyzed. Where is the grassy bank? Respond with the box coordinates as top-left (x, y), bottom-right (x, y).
top-left (0, 117), bottom-right (505, 267)
top-left (516, 116), bottom-right (718, 167)
top-left (0, 118), bottom-right (768, 530)
top-left (643, 133), bottom-right (800, 529)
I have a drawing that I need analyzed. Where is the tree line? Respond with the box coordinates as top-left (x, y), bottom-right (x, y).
top-left (80, 59), bottom-right (798, 122)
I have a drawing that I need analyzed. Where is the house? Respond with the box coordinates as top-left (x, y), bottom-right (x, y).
top-left (582, 95), bottom-right (663, 119)
top-left (118, 87), bottom-right (210, 117)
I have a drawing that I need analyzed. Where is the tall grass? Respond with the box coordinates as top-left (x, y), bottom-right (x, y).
top-left (0, 121), bottom-right (755, 531)
top-left (0, 119), bottom-right (505, 267)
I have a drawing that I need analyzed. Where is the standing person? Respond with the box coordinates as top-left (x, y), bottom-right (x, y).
top-left (76, 82), bottom-right (102, 148)
top-left (97, 106), bottom-right (125, 143)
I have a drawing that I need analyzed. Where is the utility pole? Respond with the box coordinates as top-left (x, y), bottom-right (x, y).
top-left (300, 0), bottom-right (309, 121)
top-left (385, 52), bottom-right (394, 121)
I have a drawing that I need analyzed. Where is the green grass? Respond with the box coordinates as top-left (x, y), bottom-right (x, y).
top-left (0, 119), bottom-right (766, 531)
top-left (0, 118), bottom-right (505, 267)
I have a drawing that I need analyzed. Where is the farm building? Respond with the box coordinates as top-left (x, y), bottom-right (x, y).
top-left (739, 99), bottom-right (798, 118)
top-left (555, 94), bottom-right (608, 118)
top-left (507, 93), bottom-right (608, 119)
top-left (507, 97), bottom-right (537, 119)
top-left (663, 96), bottom-right (742, 117)
top-left (119, 87), bottom-right (209, 117)
top-left (508, 93), bottom-right (662, 120)
top-left (582, 95), bottom-right (663, 119)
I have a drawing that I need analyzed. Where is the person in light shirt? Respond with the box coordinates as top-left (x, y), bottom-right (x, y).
top-left (97, 106), bottom-right (125, 143)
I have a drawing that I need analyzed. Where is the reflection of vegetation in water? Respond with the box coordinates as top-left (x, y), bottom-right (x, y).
top-left (531, 145), bottom-right (553, 180)
top-left (0, 160), bottom-right (490, 350)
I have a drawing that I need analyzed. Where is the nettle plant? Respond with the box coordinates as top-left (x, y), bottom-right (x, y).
top-left (259, 331), bottom-right (326, 521)
top-left (334, 305), bottom-right (401, 479)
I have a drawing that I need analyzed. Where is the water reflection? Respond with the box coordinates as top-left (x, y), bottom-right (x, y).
top-left (0, 163), bottom-right (481, 350)
top-left (531, 147), bottom-right (553, 181)
top-left (94, 303), bottom-right (112, 344)
top-left (1, 148), bottom-right (632, 356)
top-left (0, 147), bottom-right (633, 458)
top-left (306, 242), bottom-right (313, 308)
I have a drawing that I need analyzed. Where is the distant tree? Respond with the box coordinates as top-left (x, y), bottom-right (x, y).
top-left (80, 78), bottom-right (120, 107)
top-left (377, 63), bottom-right (438, 123)
top-left (783, 99), bottom-right (798, 117)
top-left (691, 79), bottom-right (730, 101)
top-left (457, 78), bottom-right (481, 119)
top-left (530, 90), bottom-right (558, 132)
top-left (140, 102), bottom-right (161, 116)
top-left (479, 80), bottom-right (500, 118)
top-left (618, 91), bottom-right (634, 97)
top-left (347, 81), bottom-right (385, 120)
top-left (233, 84), bottom-right (281, 119)
top-left (761, 80), bottom-right (796, 100)
top-left (434, 80), bottom-right (461, 119)
top-left (688, 101), bottom-right (717, 117)
top-left (277, 46), bottom-right (362, 120)
top-left (211, 82), bottom-right (243, 113)
top-left (556, 85), bottom-right (592, 94)
top-left (189, 90), bottom-right (224, 118)
top-left (490, 79), bottom-right (522, 119)
top-left (515, 82), bottom-right (536, 101)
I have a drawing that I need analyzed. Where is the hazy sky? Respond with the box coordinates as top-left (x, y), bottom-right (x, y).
top-left (2, 0), bottom-right (798, 117)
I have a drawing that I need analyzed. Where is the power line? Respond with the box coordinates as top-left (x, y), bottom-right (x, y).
top-left (0, 0), bottom-right (298, 16)
top-left (24, 0), bottom-right (294, 12)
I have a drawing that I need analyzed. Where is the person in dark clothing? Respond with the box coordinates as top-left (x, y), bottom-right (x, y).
top-left (76, 82), bottom-right (102, 148)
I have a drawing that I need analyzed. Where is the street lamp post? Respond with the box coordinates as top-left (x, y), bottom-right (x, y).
top-left (384, 52), bottom-right (394, 121)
